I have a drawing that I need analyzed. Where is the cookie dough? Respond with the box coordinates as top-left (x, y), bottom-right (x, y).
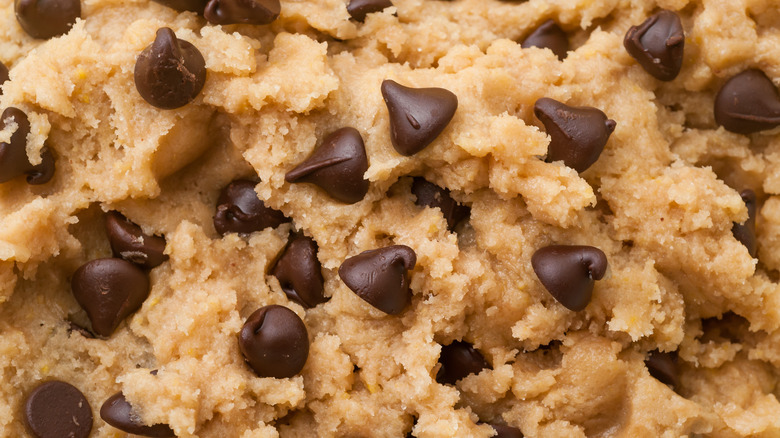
top-left (2, 0), bottom-right (780, 436)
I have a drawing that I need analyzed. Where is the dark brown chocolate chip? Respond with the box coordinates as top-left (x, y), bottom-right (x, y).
top-left (534, 98), bottom-right (616, 173)
top-left (134, 27), bottom-right (206, 110)
top-left (623, 10), bottom-right (685, 81)
top-left (645, 350), bottom-right (678, 389)
top-left (25, 146), bottom-right (55, 185)
top-left (14, 0), bottom-right (81, 39)
top-left (213, 179), bottom-right (289, 236)
top-left (238, 305), bottom-right (309, 378)
top-left (347, 0), bottom-right (392, 22)
top-left (25, 381), bottom-right (93, 438)
top-left (0, 107), bottom-right (55, 184)
top-left (71, 258), bottom-right (151, 337)
top-left (714, 69), bottom-right (780, 134)
top-left (520, 20), bottom-right (569, 60)
top-left (0, 61), bottom-right (8, 93)
top-left (271, 234), bottom-right (327, 308)
top-left (436, 340), bottom-right (490, 385)
top-left (489, 424), bottom-right (524, 438)
top-left (105, 211), bottom-right (169, 269)
top-left (100, 392), bottom-right (175, 437)
top-left (285, 127), bottom-right (369, 204)
top-left (381, 79), bottom-right (458, 156)
top-left (153, 0), bottom-right (208, 12)
top-left (204, 0), bottom-right (280, 25)
top-left (732, 189), bottom-right (757, 257)
top-left (411, 177), bottom-right (469, 231)
top-left (338, 245), bottom-right (416, 315)
top-left (531, 245), bottom-right (607, 311)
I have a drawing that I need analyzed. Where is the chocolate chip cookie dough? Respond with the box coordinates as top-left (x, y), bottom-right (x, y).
top-left (2, 0), bottom-right (780, 436)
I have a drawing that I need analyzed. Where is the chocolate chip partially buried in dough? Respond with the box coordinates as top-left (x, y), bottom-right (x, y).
top-left (153, 0), bottom-right (208, 12)
top-left (105, 211), bottom-right (169, 269)
top-left (531, 245), bottom-right (608, 311)
top-left (285, 127), bottom-right (369, 204)
top-left (623, 10), bottom-right (685, 81)
top-left (213, 179), bottom-right (290, 235)
top-left (271, 234), bottom-right (327, 308)
top-left (0, 61), bottom-right (9, 93)
top-left (645, 350), bottom-right (679, 389)
top-left (204, 0), bottom-right (281, 25)
top-left (239, 305), bottom-right (310, 378)
top-left (714, 69), bottom-right (780, 134)
top-left (347, 0), bottom-right (392, 22)
top-left (71, 258), bottom-right (151, 337)
top-left (534, 98), bottom-right (616, 173)
top-left (381, 79), bottom-right (458, 156)
top-left (25, 380), bottom-right (93, 438)
top-left (731, 189), bottom-right (757, 257)
top-left (100, 392), bottom-right (175, 437)
top-left (338, 245), bottom-right (417, 315)
top-left (411, 177), bottom-right (469, 231)
top-left (134, 27), bottom-right (206, 110)
top-left (488, 424), bottom-right (524, 438)
top-left (0, 107), bottom-right (56, 185)
top-left (520, 19), bottom-right (569, 60)
top-left (14, 0), bottom-right (81, 39)
top-left (436, 341), bottom-right (490, 385)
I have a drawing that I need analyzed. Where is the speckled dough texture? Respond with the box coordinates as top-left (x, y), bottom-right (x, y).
top-left (2, 0), bottom-right (780, 436)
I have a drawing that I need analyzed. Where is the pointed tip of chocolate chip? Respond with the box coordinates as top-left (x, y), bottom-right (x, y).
top-left (285, 127), bottom-right (369, 204)
top-left (411, 177), bottom-right (470, 230)
top-left (204, 0), bottom-right (281, 25)
top-left (715, 69), bottom-right (780, 134)
top-left (347, 0), bottom-right (393, 22)
top-left (531, 245), bottom-right (607, 311)
top-left (645, 350), bottom-right (679, 389)
top-left (100, 392), bottom-right (176, 437)
top-left (26, 381), bottom-right (93, 438)
top-left (534, 98), bottom-right (615, 172)
top-left (436, 340), bottom-right (491, 385)
top-left (624, 10), bottom-right (685, 81)
top-left (213, 179), bottom-right (290, 236)
top-left (15, 0), bottom-right (81, 39)
top-left (338, 245), bottom-right (416, 314)
top-left (381, 80), bottom-right (458, 156)
top-left (271, 234), bottom-right (327, 308)
top-left (105, 211), bottom-right (169, 269)
top-left (732, 188), bottom-right (757, 257)
top-left (238, 305), bottom-right (310, 378)
top-left (520, 19), bottom-right (569, 60)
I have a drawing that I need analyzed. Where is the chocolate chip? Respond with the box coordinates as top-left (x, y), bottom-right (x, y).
top-left (347, 0), bottom-right (392, 22)
top-left (134, 27), bottom-right (206, 110)
top-left (645, 350), bottom-right (678, 389)
top-left (105, 211), bottom-right (169, 269)
top-left (714, 69), bottom-right (780, 134)
top-left (285, 127), bottom-right (369, 204)
top-left (71, 258), bottom-right (150, 337)
top-left (338, 245), bottom-right (416, 315)
top-left (213, 179), bottom-right (289, 236)
top-left (67, 321), bottom-right (95, 338)
top-left (153, 0), bottom-right (208, 12)
top-left (271, 234), bottom-right (327, 308)
top-left (25, 146), bottom-right (55, 185)
top-left (100, 392), bottom-right (175, 437)
top-left (238, 305), bottom-right (309, 378)
top-left (700, 312), bottom-right (748, 344)
top-left (534, 98), bottom-right (616, 172)
top-left (204, 0), bottom-right (281, 25)
top-left (436, 340), bottom-right (490, 385)
top-left (520, 20), bottom-right (569, 60)
top-left (623, 10), bottom-right (685, 81)
top-left (488, 424), bottom-right (524, 438)
top-left (531, 245), bottom-right (607, 311)
top-left (0, 61), bottom-right (9, 93)
top-left (411, 177), bottom-right (469, 231)
top-left (25, 381), bottom-right (93, 438)
top-left (381, 79), bottom-right (458, 156)
top-left (732, 189), bottom-right (757, 257)
top-left (14, 0), bottom-right (80, 39)
top-left (0, 107), bottom-right (56, 184)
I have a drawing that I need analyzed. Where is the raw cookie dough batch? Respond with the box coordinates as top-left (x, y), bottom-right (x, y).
top-left (2, 0), bottom-right (780, 436)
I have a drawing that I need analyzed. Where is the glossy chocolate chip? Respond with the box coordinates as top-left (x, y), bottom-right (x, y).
top-left (14, 0), bottom-right (80, 39)
top-left (624, 10), bottom-right (685, 81)
top-left (338, 245), bottom-right (416, 315)
top-left (531, 245), bottom-right (607, 311)
top-left (25, 146), bottom-right (55, 185)
top-left (105, 211), bottom-right (169, 269)
top-left (0, 61), bottom-right (9, 93)
top-left (714, 69), bottom-right (780, 134)
top-left (100, 392), bottom-right (175, 437)
top-left (489, 424), bottom-right (524, 438)
top-left (347, 0), bottom-right (392, 22)
top-left (436, 341), bottom-right (490, 385)
top-left (0, 107), bottom-right (55, 184)
top-left (25, 381), bottom-right (93, 438)
top-left (381, 79), bottom-right (458, 156)
top-left (534, 98), bottom-right (616, 173)
top-left (645, 350), bottom-right (678, 389)
top-left (285, 127), bottom-right (369, 204)
top-left (134, 27), bottom-right (206, 110)
top-left (239, 305), bottom-right (309, 378)
top-left (71, 258), bottom-right (151, 337)
top-left (204, 0), bottom-right (280, 25)
top-left (521, 20), bottom-right (569, 60)
top-left (153, 0), bottom-right (208, 12)
top-left (213, 179), bottom-right (289, 236)
top-left (732, 189), bottom-right (757, 257)
top-left (271, 234), bottom-right (327, 308)
top-left (411, 177), bottom-right (469, 231)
